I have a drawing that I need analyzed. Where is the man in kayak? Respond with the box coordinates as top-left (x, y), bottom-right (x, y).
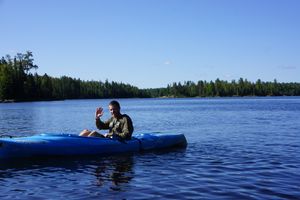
top-left (79, 100), bottom-right (134, 140)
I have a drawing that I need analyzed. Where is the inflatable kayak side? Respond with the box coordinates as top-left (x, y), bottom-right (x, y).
top-left (0, 133), bottom-right (187, 159)
top-left (0, 134), bottom-right (140, 159)
top-left (136, 133), bottom-right (187, 150)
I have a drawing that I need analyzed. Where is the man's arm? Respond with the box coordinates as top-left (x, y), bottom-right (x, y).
top-left (95, 118), bottom-right (110, 130)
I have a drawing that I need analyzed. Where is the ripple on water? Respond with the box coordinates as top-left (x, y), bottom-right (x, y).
top-left (1, 98), bottom-right (300, 199)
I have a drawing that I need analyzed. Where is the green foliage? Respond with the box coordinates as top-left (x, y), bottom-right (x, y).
top-left (146, 78), bottom-right (300, 98)
top-left (1, 52), bottom-right (300, 101)
top-left (0, 52), bottom-right (149, 101)
top-left (0, 51), bottom-right (37, 100)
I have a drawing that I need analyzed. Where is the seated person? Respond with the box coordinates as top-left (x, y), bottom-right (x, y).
top-left (79, 100), bottom-right (134, 140)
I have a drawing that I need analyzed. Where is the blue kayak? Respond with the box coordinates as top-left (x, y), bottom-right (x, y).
top-left (0, 133), bottom-right (187, 159)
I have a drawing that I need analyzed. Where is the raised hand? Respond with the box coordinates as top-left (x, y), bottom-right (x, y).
top-left (95, 107), bottom-right (104, 119)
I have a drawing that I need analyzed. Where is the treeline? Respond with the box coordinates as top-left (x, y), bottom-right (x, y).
top-left (0, 52), bottom-right (149, 101)
top-left (1, 52), bottom-right (300, 102)
top-left (145, 79), bottom-right (300, 97)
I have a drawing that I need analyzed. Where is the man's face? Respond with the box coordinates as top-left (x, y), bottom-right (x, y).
top-left (109, 105), bottom-right (120, 117)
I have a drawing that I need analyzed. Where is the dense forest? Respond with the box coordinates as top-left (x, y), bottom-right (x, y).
top-left (0, 52), bottom-right (148, 102)
top-left (146, 78), bottom-right (300, 97)
top-left (1, 52), bottom-right (300, 102)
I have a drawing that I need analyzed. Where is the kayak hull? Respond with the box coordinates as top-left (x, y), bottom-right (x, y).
top-left (0, 133), bottom-right (187, 159)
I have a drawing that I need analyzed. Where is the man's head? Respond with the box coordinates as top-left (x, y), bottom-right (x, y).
top-left (109, 100), bottom-right (121, 118)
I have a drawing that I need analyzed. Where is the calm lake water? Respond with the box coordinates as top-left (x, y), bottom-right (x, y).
top-left (0, 97), bottom-right (300, 199)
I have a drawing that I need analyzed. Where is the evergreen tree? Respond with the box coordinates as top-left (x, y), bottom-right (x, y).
top-left (1, 52), bottom-right (300, 101)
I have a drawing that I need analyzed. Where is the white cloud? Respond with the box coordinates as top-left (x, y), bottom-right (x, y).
top-left (164, 60), bottom-right (172, 65)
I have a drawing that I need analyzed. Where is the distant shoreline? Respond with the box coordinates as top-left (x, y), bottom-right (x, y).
top-left (0, 99), bottom-right (16, 103)
top-left (2, 95), bottom-right (300, 103)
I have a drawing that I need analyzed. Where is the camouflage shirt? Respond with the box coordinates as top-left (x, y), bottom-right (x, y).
top-left (95, 114), bottom-right (134, 140)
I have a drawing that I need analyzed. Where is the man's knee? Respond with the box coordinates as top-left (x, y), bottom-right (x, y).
top-left (79, 129), bottom-right (91, 136)
top-left (88, 131), bottom-right (105, 138)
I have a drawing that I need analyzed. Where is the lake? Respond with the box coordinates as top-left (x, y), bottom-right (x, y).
top-left (0, 97), bottom-right (300, 199)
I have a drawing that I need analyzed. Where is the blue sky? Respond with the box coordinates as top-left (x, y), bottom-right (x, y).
top-left (0, 0), bottom-right (299, 88)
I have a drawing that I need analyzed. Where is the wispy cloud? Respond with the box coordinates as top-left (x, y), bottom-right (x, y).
top-left (278, 65), bottom-right (298, 70)
top-left (164, 60), bottom-right (172, 65)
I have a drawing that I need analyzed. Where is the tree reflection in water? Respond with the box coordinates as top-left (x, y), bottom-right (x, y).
top-left (95, 155), bottom-right (134, 191)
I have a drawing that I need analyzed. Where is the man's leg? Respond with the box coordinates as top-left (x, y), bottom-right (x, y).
top-left (88, 131), bottom-right (105, 138)
top-left (79, 129), bottom-right (91, 136)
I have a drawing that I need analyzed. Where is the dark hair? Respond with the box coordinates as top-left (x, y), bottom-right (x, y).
top-left (109, 100), bottom-right (120, 109)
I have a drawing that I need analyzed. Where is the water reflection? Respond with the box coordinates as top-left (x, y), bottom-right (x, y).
top-left (95, 155), bottom-right (134, 191)
top-left (0, 155), bottom-right (135, 192)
